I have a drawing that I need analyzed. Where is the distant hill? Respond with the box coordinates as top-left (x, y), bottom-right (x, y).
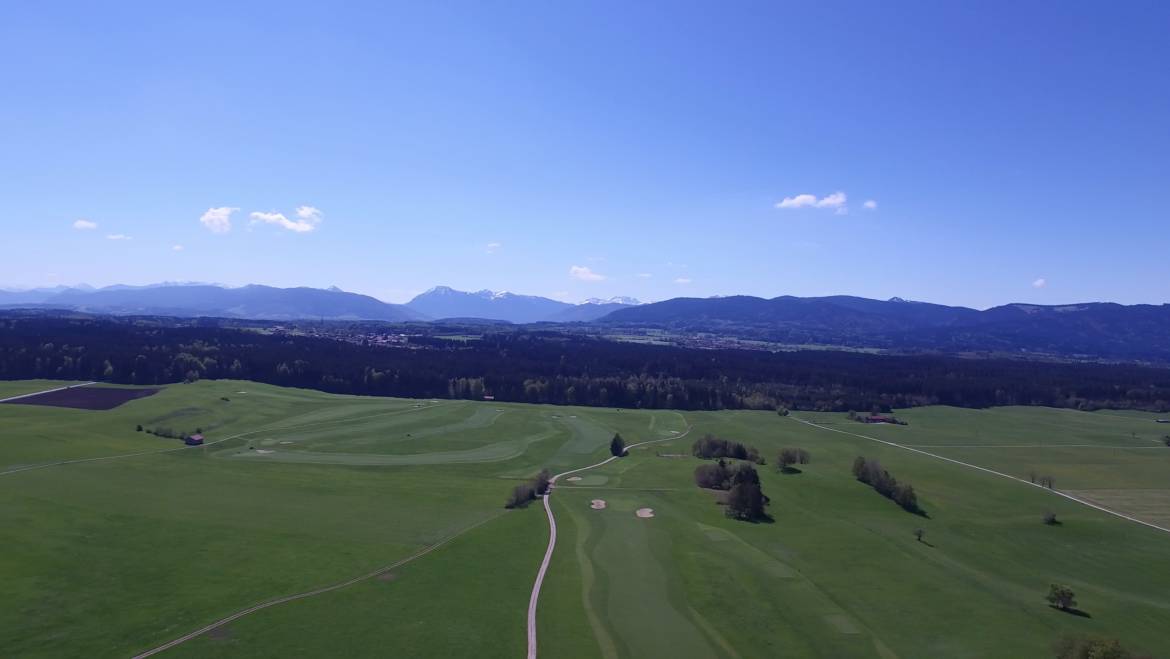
top-left (406, 287), bottom-right (639, 323)
top-left (546, 299), bottom-right (643, 322)
top-left (1, 284), bottom-right (425, 321)
top-left (601, 295), bottom-right (1170, 362)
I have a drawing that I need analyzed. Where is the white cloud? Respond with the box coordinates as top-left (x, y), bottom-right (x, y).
top-left (105, 234), bottom-right (131, 240)
top-left (817, 191), bottom-right (847, 209)
top-left (674, 277), bottom-right (692, 285)
top-left (863, 200), bottom-right (878, 210)
top-left (1032, 278), bottom-right (1047, 289)
top-left (200, 207), bottom-right (237, 233)
top-left (569, 265), bottom-right (606, 281)
top-left (172, 244), bottom-right (184, 251)
top-left (72, 219), bottom-right (97, 230)
top-left (775, 191), bottom-right (849, 214)
top-left (485, 241), bottom-right (502, 254)
top-left (636, 272), bottom-right (653, 279)
top-left (250, 208), bottom-right (321, 233)
top-left (776, 194), bottom-right (818, 209)
top-left (295, 206), bottom-right (324, 224)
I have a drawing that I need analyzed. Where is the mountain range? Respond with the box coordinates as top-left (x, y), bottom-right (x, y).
top-left (605, 294), bottom-right (1170, 361)
top-left (0, 283), bottom-right (640, 323)
top-left (403, 286), bottom-right (639, 322)
top-left (3, 283), bottom-right (1169, 361)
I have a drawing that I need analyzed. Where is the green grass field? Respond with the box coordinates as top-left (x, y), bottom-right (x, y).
top-left (2, 380), bottom-right (1169, 658)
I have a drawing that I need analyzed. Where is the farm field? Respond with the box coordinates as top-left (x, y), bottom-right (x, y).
top-left (2, 380), bottom-right (1169, 658)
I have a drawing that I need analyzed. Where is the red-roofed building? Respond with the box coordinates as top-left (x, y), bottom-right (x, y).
top-left (185, 434), bottom-right (204, 446)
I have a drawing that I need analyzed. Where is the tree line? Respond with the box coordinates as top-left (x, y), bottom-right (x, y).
top-left (2, 313), bottom-right (1170, 413)
top-left (851, 456), bottom-right (921, 514)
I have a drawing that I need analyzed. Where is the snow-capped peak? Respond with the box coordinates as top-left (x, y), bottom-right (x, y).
top-left (582, 296), bottom-right (641, 306)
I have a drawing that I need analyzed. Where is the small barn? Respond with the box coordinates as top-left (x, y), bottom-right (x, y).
top-left (185, 433), bottom-right (205, 446)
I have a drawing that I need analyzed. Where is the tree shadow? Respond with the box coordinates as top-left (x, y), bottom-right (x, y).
top-left (1049, 605), bottom-right (1092, 618)
top-left (916, 538), bottom-right (936, 548)
top-left (779, 466), bottom-right (803, 474)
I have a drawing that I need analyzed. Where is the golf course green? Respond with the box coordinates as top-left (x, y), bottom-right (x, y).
top-left (2, 380), bottom-right (1169, 658)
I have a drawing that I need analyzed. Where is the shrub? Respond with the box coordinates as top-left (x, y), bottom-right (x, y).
top-left (778, 448), bottom-right (811, 471)
top-left (1053, 634), bottom-right (1143, 659)
top-left (694, 463), bottom-right (730, 489)
top-left (1046, 584), bottom-right (1077, 611)
top-left (135, 424), bottom-right (143, 432)
top-left (1043, 511), bottom-right (1059, 525)
top-left (504, 468), bottom-right (552, 508)
top-left (534, 469), bottom-right (552, 496)
top-left (505, 483), bottom-right (536, 509)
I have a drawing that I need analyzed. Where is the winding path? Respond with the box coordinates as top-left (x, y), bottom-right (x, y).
top-left (791, 417), bottom-right (1170, 535)
top-left (525, 425), bottom-right (692, 659)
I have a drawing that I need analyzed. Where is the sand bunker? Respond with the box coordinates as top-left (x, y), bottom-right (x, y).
top-left (279, 441), bottom-right (293, 445)
top-left (255, 449), bottom-right (274, 455)
top-left (590, 499), bottom-right (607, 510)
top-left (566, 476), bottom-right (583, 482)
top-left (636, 508), bottom-right (655, 518)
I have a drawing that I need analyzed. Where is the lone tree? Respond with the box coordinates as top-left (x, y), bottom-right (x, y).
top-left (1046, 584), bottom-right (1077, 611)
top-left (914, 528), bottom-right (925, 542)
top-left (610, 433), bottom-right (627, 457)
top-left (1043, 511), bottom-right (1059, 525)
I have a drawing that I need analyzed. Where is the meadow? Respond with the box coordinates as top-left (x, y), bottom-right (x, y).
top-left (2, 380), bottom-right (1169, 658)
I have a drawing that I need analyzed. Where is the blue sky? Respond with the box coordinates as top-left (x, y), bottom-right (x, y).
top-left (2, 1), bottom-right (1168, 308)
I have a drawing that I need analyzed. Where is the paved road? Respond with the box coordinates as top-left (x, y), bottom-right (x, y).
top-left (791, 416), bottom-right (1170, 535)
top-left (525, 426), bottom-right (692, 659)
top-left (0, 381), bottom-right (95, 404)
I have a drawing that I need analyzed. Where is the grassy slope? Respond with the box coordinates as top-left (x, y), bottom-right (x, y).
top-left (544, 409), bottom-right (1170, 658)
top-left (2, 381), bottom-right (1170, 658)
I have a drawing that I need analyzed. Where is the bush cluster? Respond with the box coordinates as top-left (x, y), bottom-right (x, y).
top-left (692, 434), bottom-right (764, 464)
top-left (505, 469), bottom-right (552, 509)
top-left (693, 460), bottom-right (769, 521)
